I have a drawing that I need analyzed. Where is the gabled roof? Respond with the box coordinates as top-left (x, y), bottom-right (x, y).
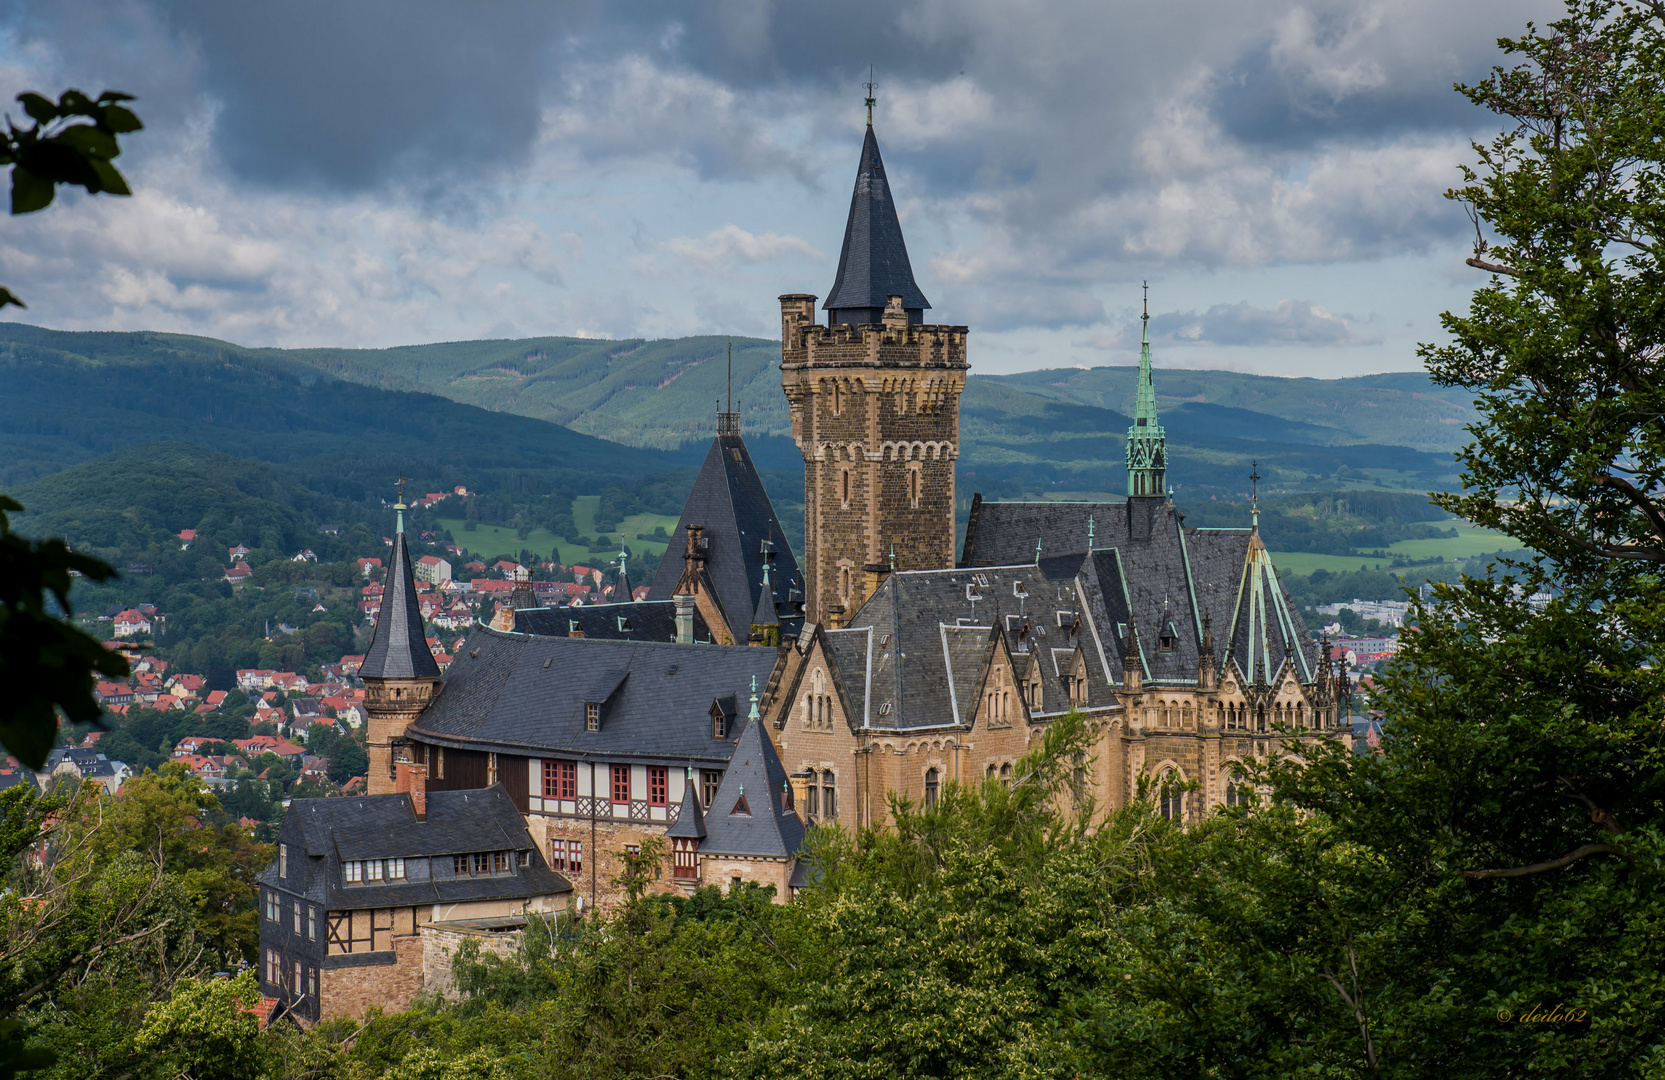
top-left (361, 528), bottom-right (440, 681)
top-left (646, 434), bottom-right (801, 637)
top-left (699, 714), bottom-right (805, 860)
top-left (824, 124), bottom-right (930, 316)
top-left (258, 786), bottom-right (569, 911)
top-left (406, 626), bottom-right (780, 764)
top-left (833, 562), bottom-right (1122, 730)
top-left (959, 497), bottom-right (1317, 685)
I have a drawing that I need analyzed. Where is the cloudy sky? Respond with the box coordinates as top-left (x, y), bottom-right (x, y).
top-left (0, 0), bottom-right (1560, 377)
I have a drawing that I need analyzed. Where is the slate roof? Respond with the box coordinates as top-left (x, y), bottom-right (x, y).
top-left (823, 124), bottom-right (931, 319)
top-left (257, 786), bottom-right (569, 911)
top-left (361, 529), bottom-right (440, 680)
top-left (699, 714), bottom-right (806, 860)
top-left (405, 626), bottom-right (780, 765)
top-left (828, 561), bottom-right (1123, 732)
top-left (514, 601), bottom-right (711, 643)
top-left (666, 773), bottom-right (707, 839)
top-left (959, 496), bottom-right (1317, 685)
top-left (646, 433), bottom-right (802, 637)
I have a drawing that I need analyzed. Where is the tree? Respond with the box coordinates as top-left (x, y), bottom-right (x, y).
top-left (0, 89), bottom-right (141, 308)
top-left (0, 497), bottom-right (129, 768)
top-left (132, 970), bottom-right (267, 1080)
top-left (0, 89), bottom-right (143, 768)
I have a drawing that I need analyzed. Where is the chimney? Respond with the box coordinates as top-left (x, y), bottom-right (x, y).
top-left (395, 760), bottom-right (429, 821)
top-left (673, 593), bottom-right (696, 644)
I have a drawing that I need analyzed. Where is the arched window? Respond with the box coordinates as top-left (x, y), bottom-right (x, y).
top-left (840, 468), bottom-right (851, 507)
top-left (999, 762), bottom-right (1012, 786)
top-left (1159, 769), bottom-right (1182, 821)
top-left (924, 767), bottom-right (940, 809)
top-left (839, 566), bottom-right (851, 602)
top-left (986, 763), bottom-right (996, 779)
top-left (908, 466), bottom-right (921, 509)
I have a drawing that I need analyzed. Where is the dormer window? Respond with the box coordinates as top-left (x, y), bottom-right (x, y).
top-left (585, 702), bottom-right (600, 731)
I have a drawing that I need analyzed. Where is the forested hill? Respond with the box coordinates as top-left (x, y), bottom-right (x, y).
top-left (0, 322), bottom-right (1475, 498)
top-left (0, 324), bottom-right (693, 492)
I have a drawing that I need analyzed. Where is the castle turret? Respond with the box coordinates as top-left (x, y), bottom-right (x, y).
top-left (781, 103), bottom-right (967, 626)
top-left (1126, 288), bottom-right (1167, 499)
top-left (362, 492), bottom-right (441, 795)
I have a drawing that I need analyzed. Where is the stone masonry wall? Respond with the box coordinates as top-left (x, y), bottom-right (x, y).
top-left (422, 923), bottom-right (523, 999)
top-left (319, 933), bottom-right (423, 1021)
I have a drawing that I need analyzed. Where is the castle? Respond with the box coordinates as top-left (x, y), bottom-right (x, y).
top-left (260, 106), bottom-right (1345, 1023)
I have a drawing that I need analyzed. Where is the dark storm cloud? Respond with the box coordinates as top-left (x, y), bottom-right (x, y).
top-left (1210, 38), bottom-right (1484, 150)
top-left (165, 0), bottom-right (580, 191)
top-left (4, 0), bottom-right (580, 192)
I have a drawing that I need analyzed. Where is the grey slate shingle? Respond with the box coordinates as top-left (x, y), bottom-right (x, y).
top-left (646, 434), bottom-right (802, 639)
top-left (823, 124), bottom-right (931, 318)
top-left (699, 714), bottom-right (805, 860)
top-left (361, 530), bottom-right (440, 680)
top-left (407, 627), bottom-right (780, 765)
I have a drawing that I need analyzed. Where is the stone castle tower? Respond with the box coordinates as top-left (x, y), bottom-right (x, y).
top-left (780, 115), bottom-right (968, 627)
top-left (361, 493), bottom-right (441, 795)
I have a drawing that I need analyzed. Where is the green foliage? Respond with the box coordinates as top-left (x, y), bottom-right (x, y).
top-left (69, 763), bottom-right (271, 964)
top-left (133, 970), bottom-right (267, 1080)
top-left (0, 495), bottom-right (128, 768)
top-left (0, 88), bottom-right (142, 311)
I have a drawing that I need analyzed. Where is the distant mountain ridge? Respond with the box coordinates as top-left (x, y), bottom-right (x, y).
top-left (0, 322), bottom-right (1471, 497)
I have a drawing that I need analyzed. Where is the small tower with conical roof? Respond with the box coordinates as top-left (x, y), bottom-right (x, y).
top-left (781, 87), bottom-right (968, 627)
top-left (1127, 284), bottom-right (1167, 500)
top-left (363, 485), bottom-right (441, 795)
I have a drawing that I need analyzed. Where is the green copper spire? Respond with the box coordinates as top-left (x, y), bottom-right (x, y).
top-left (1126, 284), bottom-right (1167, 498)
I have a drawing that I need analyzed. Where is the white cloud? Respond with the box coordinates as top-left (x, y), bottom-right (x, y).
top-left (659, 225), bottom-right (823, 272)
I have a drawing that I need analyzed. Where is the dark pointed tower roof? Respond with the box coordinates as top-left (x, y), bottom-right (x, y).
top-left (614, 548), bottom-right (634, 604)
top-left (667, 769), bottom-right (707, 839)
top-left (647, 434), bottom-right (801, 634)
top-left (700, 683), bottom-right (806, 859)
top-left (361, 498), bottom-right (440, 681)
top-left (823, 124), bottom-right (930, 322)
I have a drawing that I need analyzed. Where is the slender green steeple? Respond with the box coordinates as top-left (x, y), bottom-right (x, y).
top-left (1126, 284), bottom-right (1167, 498)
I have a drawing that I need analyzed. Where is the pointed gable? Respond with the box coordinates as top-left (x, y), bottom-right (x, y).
top-left (699, 714), bottom-right (805, 860)
top-left (646, 433), bottom-right (801, 638)
top-left (361, 530), bottom-right (440, 680)
top-left (823, 124), bottom-right (931, 323)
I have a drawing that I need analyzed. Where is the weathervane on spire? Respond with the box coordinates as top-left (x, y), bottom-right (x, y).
top-left (1142, 280), bottom-right (1149, 322)
top-left (1249, 461), bottom-right (1261, 533)
top-left (864, 65), bottom-right (877, 126)
top-left (395, 475), bottom-right (410, 534)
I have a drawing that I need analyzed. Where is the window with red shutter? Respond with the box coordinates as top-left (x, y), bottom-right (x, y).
top-left (611, 764), bottom-right (630, 804)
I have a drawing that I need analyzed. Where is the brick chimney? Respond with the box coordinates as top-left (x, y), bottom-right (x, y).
top-left (395, 760), bottom-right (429, 821)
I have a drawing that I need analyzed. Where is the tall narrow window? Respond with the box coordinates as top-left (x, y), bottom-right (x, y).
top-left (585, 702), bottom-right (600, 732)
top-left (840, 468), bottom-right (851, 507)
top-left (307, 907), bottom-right (316, 942)
top-left (807, 784), bottom-right (819, 819)
top-left (292, 901), bottom-right (301, 934)
top-left (924, 768), bottom-right (940, 809)
top-left (701, 770), bottom-right (722, 808)
top-left (344, 861), bottom-right (362, 884)
top-left (611, 764), bottom-right (631, 805)
top-left (1160, 771), bottom-right (1182, 821)
top-left (474, 852), bottom-right (491, 875)
top-left (295, 961), bottom-right (304, 997)
top-left (388, 858), bottom-right (405, 880)
top-left (822, 773), bottom-right (837, 819)
top-left (454, 854), bottom-right (470, 875)
top-left (569, 840), bottom-right (583, 874)
top-left (908, 466), bottom-right (920, 509)
top-left (648, 766), bottom-right (667, 807)
top-left (279, 843), bottom-right (287, 878)
top-left (550, 839), bottom-right (568, 871)
top-left (1000, 763), bottom-right (1012, 786)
